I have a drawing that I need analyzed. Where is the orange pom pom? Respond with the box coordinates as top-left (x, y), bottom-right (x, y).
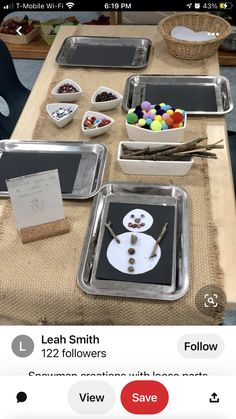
top-left (166, 117), bottom-right (174, 127)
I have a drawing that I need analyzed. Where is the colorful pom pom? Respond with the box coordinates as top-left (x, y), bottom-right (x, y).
top-left (151, 121), bottom-right (162, 131)
top-left (145, 118), bottom-right (152, 125)
top-left (162, 113), bottom-right (169, 120)
top-left (126, 112), bottom-right (138, 124)
top-left (138, 118), bottom-right (146, 127)
top-left (161, 123), bottom-right (168, 130)
top-left (141, 101), bottom-right (152, 111)
top-left (172, 112), bottom-right (183, 123)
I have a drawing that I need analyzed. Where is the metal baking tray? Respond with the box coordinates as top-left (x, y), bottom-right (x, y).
top-left (77, 182), bottom-right (189, 301)
top-left (56, 36), bottom-right (152, 69)
top-left (122, 75), bottom-right (233, 115)
top-left (0, 140), bottom-right (107, 200)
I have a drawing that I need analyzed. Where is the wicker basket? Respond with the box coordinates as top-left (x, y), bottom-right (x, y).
top-left (0, 19), bottom-right (40, 45)
top-left (158, 12), bottom-right (232, 60)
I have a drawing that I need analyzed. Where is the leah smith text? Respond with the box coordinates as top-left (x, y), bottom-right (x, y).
top-left (41, 335), bottom-right (100, 345)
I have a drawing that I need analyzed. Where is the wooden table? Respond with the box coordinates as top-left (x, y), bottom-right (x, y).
top-left (1, 25), bottom-right (236, 310)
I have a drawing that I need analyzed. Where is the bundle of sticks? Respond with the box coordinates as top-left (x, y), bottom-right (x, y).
top-left (121, 137), bottom-right (224, 161)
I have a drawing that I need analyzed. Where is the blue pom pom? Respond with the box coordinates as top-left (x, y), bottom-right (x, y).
top-left (161, 123), bottom-right (168, 130)
top-left (161, 105), bottom-right (169, 111)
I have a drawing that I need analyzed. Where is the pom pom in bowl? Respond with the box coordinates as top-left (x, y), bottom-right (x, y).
top-left (82, 111), bottom-right (114, 138)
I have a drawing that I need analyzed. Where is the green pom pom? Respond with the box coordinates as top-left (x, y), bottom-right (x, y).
top-left (126, 112), bottom-right (138, 124)
top-left (151, 121), bottom-right (162, 131)
top-left (138, 118), bottom-right (146, 127)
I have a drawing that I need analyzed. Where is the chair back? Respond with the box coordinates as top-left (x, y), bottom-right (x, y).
top-left (0, 40), bottom-right (30, 139)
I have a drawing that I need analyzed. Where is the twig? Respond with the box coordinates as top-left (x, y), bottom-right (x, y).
top-left (159, 137), bottom-right (207, 156)
top-left (183, 151), bottom-right (217, 159)
top-left (150, 223), bottom-right (168, 258)
top-left (122, 154), bottom-right (191, 161)
top-left (174, 151), bottom-right (217, 159)
top-left (122, 144), bottom-right (179, 156)
top-left (121, 137), bottom-right (223, 161)
top-left (122, 143), bottom-right (223, 161)
top-left (122, 138), bottom-right (207, 159)
top-left (206, 139), bottom-right (223, 150)
top-left (105, 221), bottom-right (120, 244)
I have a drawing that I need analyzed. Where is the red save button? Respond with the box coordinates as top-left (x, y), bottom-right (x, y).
top-left (121, 380), bottom-right (169, 414)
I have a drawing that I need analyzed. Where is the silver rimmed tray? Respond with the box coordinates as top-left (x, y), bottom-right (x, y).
top-left (77, 182), bottom-right (189, 300)
top-left (0, 140), bottom-right (107, 200)
top-left (56, 36), bottom-right (152, 68)
top-left (122, 75), bottom-right (233, 114)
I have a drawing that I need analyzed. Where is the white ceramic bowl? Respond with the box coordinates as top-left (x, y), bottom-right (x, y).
top-left (51, 79), bottom-right (82, 102)
top-left (46, 103), bottom-right (78, 128)
top-left (117, 141), bottom-right (193, 176)
top-left (91, 86), bottom-right (123, 111)
top-left (82, 111), bottom-right (114, 138)
top-left (126, 113), bottom-right (187, 143)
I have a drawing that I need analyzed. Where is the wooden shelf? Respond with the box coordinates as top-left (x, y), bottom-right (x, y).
top-left (6, 35), bottom-right (50, 60)
top-left (218, 49), bottom-right (236, 66)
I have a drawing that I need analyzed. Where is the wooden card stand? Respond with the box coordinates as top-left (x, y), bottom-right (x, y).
top-left (19, 218), bottom-right (70, 244)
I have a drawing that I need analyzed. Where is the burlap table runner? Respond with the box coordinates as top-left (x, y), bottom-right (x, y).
top-left (0, 26), bottom-right (224, 324)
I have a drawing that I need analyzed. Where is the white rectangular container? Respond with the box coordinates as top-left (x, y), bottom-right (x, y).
top-left (125, 113), bottom-right (187, 143)
top-left (117, 141), bottom-right (193, 176)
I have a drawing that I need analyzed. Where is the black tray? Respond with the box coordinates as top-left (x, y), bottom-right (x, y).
top-left (0, 141), bottom-right (107, 200)
top-left (56, 36), bottom-right (152, 69)
top-left (123, 75), bottom-right (233, 115)
top-left (77, 182), bottom-right (189, 301)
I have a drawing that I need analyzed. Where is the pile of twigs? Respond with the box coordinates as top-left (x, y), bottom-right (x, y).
top-left (121, 137), bottom-right (224, 161)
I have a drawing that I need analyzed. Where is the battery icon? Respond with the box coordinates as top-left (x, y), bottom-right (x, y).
top-left (219, 2), bottom-right (233, 8)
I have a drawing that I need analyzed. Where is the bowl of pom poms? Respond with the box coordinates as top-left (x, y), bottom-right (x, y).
top-left (126, 101), bottom-right (186, 143)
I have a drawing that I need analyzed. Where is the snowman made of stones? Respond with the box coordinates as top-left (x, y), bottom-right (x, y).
top-left (106, 208), bottom-right (161, 275)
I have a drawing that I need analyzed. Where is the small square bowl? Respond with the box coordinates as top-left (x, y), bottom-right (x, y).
top-left (126, 113), bottom-right (187, 143)
top-left (118, 141), bottom-right (193, 176)
top-left (91, 86), bottom-right (123, 111)
top-left (82, 111), bottom-right (114, 138)
top-left (46, 103), bottom-right (78, 128)
top-left (51, 79), bottom-right (82, 102)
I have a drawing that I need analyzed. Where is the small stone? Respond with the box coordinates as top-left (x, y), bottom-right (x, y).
top-left (128, 266), bottom-right (134, 272)
top-left (58, 83), bottom-right (78, 94)
top-left (128, 258), bottom-right (135, 265)
top-left (83, 116), bottom-right (111, 130)
top-left (131, 234), bottom-right (137, 245)
top-left (128, 248), bottom-right (135, 255)
top-left (52, 107), bottom-right (73, 120)
top-left (95, 91), bottom-right (117, 102)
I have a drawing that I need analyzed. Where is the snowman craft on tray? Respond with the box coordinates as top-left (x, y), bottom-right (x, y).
top-left (105, 209), bottom-right (168, 275)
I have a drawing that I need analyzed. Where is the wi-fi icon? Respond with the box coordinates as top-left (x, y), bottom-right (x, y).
top-left (66, 2), bottom-right (75, 9)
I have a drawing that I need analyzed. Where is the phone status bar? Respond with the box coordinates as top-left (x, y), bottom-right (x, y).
top-left (1, 2), bottom-right (234, 12)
